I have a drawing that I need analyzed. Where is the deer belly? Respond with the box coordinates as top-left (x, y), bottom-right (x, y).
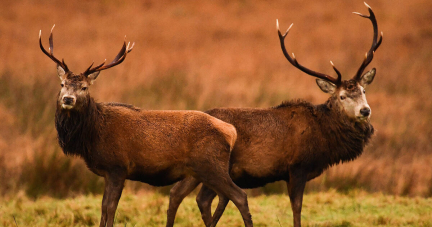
top-left (127, 165), bottom-right (185, 186)
top-left (230, 165), bottom-right (284, 188)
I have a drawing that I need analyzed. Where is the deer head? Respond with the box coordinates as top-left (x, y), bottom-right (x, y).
top-left (39, 25), bottom-right (134, 111)
top-left (277, 2), bottom-right (382, 121)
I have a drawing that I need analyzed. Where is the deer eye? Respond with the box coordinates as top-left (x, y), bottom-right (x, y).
top-left (61, 84), bottom-right (64, 87)
top-left (82, 87), bottom-right (87, 91)
top-left (340, 96), bottom-right (346, 100)
top-left (363, 90), bottom-right (366, 94)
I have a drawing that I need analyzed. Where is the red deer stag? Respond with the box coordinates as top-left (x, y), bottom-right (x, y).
top-left (40, 26), bottom-right (253, 227)
top-left (166, 3), bottom-right (382, 227)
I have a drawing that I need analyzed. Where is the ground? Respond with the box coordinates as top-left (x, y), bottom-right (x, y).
top-left (1, 189), bottom-right (431, 227)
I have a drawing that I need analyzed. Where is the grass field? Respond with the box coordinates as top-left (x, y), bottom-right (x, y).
top-left (1, 0), bottom-right (432, 200)
top-left (1, 190), bottom-right (431, 227)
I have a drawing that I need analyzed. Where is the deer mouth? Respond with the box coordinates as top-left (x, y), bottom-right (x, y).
top-left (61, 104), bottom-right (74, 109)
top-left (356, 115), bottom-right (370, 122)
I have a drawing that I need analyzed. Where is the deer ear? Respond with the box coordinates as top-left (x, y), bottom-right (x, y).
top-left (86, 71), bottom-right (100, 85)
top-left (316, 79), bottom-right (336, 94)
top-left (359, 68), bottom-right (376, 88)
top-left (57, 65), bottom-right (66, 80)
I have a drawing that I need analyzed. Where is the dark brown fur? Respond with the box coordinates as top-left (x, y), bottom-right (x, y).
top-left (54, 91), bottom-right (255, 227)
top-left (212, 99), bottom-right (373, 188)
top-left (40, 28), bottom-right (253, 227)
top-left (52, 70), bottom-right (253, 227)
top-left (168, 4), bottom-right (380, 226)
top-left (166, 94), bottom-right (374, 227)
top-left (199, 99), bottom-right (373, 190)
top-left (56, 96), bottom-right (230, 186)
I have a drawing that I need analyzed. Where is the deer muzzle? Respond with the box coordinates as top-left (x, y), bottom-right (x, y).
top-left (356, 104), bottom-right (371, 121)
top-left (61, 95), bottom-right (76, 109)
top-left (360, 107), bottom-right (371, 117)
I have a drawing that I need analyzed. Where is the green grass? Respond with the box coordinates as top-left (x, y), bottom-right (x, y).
top-left (1, 189), bottom-right (431, 227)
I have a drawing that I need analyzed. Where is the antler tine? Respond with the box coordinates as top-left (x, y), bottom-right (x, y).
top-left (83, 39), bottom-right (134, 76)
top-left (330, 61), bottom-right (342, 85)
top-left (353, 2), bottom-right (383, 80)
top-left (277, 20), bottom-right (341, 85)
top-left (109, 41), bottom-right (128, 64)
top-left (39, 25), bottom-right (69, 71)
top-left (84, 62), bottom-right (95, 73)
top-left (49, 24), bottom-right (55, 55)
top-left (127, 42), bottom-right (135, 53)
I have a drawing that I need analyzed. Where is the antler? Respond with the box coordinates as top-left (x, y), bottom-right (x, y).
top-left (39, 25), bottom-right (69, 72)
top-left (83, 38), bottom-right (135, 76)
top-left (277, 20), bottom-right (342, 86)
top-left (353, 2), bottom-right (383, 80)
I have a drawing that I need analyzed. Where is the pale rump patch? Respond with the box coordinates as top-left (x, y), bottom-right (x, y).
top-left (210, 117), bottom-right (237, 151)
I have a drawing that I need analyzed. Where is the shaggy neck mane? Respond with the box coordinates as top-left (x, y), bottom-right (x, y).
top-left (318, 97), bottom-right (374, 167)
top-left (275, 98), bottom-right (374, 168)
top-left (55, 97), bottom-right (102, 163)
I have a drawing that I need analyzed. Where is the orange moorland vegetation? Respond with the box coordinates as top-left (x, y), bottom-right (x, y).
top-left (0, 0), bottom-right (431, 197)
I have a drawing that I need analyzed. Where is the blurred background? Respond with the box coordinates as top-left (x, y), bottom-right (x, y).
top-left (0, 0), bottom-right (431, 198)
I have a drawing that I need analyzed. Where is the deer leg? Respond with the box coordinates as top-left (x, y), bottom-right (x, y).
top-left (286, 170), bottom-right (307, 227)
top-left (102, 173), bottom-right (126, 227)
top-left (208, 180), bottom-right (252, 227)
top-left (166, 177), bottom-right (200, 227)
top-left (209, 193), bottom-right (229, 227)
top-left (193, 141), bottom-right (252, 227)
top-left (197, 174), bottom-right (252, 227)
top-left (196, 185), bottom-right (217, 227)
top-left (99, 181), bottom-right (109, 227)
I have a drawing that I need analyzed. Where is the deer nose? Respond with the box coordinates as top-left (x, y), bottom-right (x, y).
top-left (63, 96), bottom-right (75, 105)
top-left (360, 107), bottom-right (371, 117)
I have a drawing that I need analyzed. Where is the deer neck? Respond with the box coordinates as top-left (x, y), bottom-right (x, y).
top-left (55, 96), bottom-right (101, 162)
top-left (318, 97), bottom-right (374, 165)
